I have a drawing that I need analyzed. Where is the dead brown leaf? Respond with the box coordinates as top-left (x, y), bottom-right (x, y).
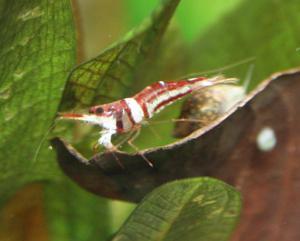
top-left (52, 68), bottom-right (300, 241)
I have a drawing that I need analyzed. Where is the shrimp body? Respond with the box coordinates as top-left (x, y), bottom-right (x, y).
top-left (60, 76), bottom-right (236, 149)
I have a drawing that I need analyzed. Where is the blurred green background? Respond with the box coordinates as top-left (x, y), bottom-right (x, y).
top-left (77, 0), bottom-right (242, 60)
top-left (1, 0), bottom-right (299, 240)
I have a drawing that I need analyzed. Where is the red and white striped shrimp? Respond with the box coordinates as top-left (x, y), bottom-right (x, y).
top-left (60, 75), bottom-right (237, 152)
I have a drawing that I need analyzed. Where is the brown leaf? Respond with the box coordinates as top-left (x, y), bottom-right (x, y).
top-left (52, 68), bottom-right (300, 240)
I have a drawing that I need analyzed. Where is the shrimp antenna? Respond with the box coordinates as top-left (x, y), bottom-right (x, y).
top-left (32, 119), bottom-right (59, 164)
top-left (242, 63), bottom-right (255, 93)
top-left (180, 56), bottom-right (256, 80)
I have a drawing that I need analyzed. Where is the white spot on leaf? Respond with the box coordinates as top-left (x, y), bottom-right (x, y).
top-left (256, 127), bottom-right (277, 152)
top-left (4, 110), bottom-right (15, 121)
top-left (19, 36), bottom-right (31, 46)
top-left (0, 86), bottom-right (12, 100)
top-left (207, 208), bottom-right (223, 218)
top-left (192, 194), bottom-right (204, 204)
top-left (18, 6), bottom-right (44, 21)
top-left (13, 70), bottom-right (25, 80)
top-left (199, 200), bottom-right (217, 206)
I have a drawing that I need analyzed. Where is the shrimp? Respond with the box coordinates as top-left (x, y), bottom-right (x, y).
top-left (60, 75), bottom-right (237, 154)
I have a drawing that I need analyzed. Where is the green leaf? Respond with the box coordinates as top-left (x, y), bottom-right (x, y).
top-left (112, 177), bottom-right (241, 241)
top-left (59, 0), bottom-right (180, 111)
top-left (0, 0), bottom-right (76, 203)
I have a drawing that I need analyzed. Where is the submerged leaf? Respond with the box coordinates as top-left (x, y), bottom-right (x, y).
top-left (0, 0), bottom-right (76, 203)
top-left (59, 0), bottom-right (180, 111)
top-left (112, 178), bottom-right (241, 241)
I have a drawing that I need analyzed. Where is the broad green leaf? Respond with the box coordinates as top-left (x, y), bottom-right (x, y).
top-left (189, 0), bottom-right (300, 89)
top-left (0, 1), bottom-right (115, 240)
top-left (112, 177), bottom-right (241, 241)
top-left (0, 0), bottom-right (76, 203)
top-left (59, 0), bottom-right (180, 111)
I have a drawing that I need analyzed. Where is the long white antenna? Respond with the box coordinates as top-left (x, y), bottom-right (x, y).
top-left (181, 56), bottom-right (256, 80)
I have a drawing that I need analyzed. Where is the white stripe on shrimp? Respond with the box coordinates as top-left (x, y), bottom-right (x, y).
top-left (124, 98), bottom-right (144, 124)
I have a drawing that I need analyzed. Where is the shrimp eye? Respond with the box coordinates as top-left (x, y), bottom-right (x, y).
top-left (95, 107), bottom-right (104, 114)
